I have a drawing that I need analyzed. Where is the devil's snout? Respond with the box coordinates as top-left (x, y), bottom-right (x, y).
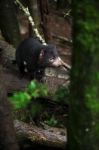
top-left (52, 57), bottom-right (71, 70)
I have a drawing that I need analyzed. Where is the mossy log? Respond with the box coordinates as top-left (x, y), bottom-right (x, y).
top-left (14, 120), bottom-right (66, 149)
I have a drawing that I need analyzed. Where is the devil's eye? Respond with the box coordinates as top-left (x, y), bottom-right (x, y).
top-left (49, 57), bottom-right (54, 61)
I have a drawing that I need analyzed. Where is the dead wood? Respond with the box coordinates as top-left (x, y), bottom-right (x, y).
top-left (52, 33), bottom-right (72, 44)
top-left (14, 120), bottom-right (67, 149)
top-left (0, 65), bottom-right (69, 95)
top-left (0, 66), bottom-right (29, 93)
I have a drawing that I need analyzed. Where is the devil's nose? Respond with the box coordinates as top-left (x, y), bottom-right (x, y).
top-left (52, 57), bottom-right (62, 67)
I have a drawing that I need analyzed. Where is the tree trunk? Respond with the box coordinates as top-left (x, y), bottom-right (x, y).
top-left (0, 0), bottom-right (21, 47)
top-left (0, 84), bottom-right (19, 150)
top-left (38, 0), bottom-right (51, 42)
top-left (26, 0), bottom-right (41, 36)
top-left (56, 0), bottom-right (68, 9)
top-left (67, 1), bottom-right (99, 150)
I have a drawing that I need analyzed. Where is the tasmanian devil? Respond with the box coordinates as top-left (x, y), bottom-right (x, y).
top-left (16, 37), bottom-right (70, 81)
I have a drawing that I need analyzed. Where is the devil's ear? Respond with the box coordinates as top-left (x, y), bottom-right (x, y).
top-left (39, 49), bottom-right (44, 60)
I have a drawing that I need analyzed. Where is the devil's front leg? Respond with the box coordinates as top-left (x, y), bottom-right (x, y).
top-left (34, 68), bottom-right (46, 83)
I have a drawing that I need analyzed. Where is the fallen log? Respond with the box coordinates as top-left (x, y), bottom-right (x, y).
top-left (0, 64), bottom-right (69, 95)
top-left (0, 66), bottom-right (29, 93)
top-left (14, 120), bottom-right (67, 149)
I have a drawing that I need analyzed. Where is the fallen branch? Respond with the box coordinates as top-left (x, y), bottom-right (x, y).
top-left (64, 9), bottom-right (71, 18)
top-left (52, 33), bottom-right (72, 44)
top-left (14, 120), bottom-right (67, 149)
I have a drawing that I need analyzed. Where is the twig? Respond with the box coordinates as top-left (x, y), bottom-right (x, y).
top-left (52, 33), bottom-right (72, 44)
top-left (64, 9), bottom-right (71, 17)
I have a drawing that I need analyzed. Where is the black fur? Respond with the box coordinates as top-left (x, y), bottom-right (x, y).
top-left (16, 38), bottom-right (59, 81)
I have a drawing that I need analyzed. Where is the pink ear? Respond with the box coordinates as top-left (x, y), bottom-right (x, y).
top-left (39, 49), bottom-right (44, 60)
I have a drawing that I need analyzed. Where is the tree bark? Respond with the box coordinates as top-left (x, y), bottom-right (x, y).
top-left (38, 0), bottom-right (51, 42)
top-left (56, 0), bottom-right (68, 10)
top-left (0, 84), bottom-right (19, 150)
top-left (67, 1), bottom-right (99, 150)
top-left (0, 0), bottom-right (21, 47)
